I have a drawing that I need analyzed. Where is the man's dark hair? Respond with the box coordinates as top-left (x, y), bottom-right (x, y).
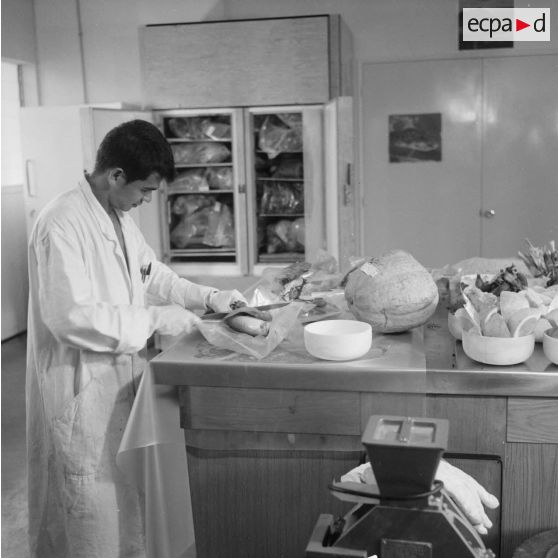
top-left (94, 119), bottom-right (176, 182)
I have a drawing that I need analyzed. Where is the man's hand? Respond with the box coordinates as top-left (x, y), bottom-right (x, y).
top-left (340, 462), bottom-right (377, 485)
top-left (435, 459), bottom-right (499, 535)
top-left (207, 289), bottom-right (247, 313)
top-left (341, 460), bottom-right (499, 535)
top-left (149, 305), bottom-right (201, 336)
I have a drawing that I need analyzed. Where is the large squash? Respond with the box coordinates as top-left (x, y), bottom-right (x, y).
top-left (344, 250), bottom-right (439, 333)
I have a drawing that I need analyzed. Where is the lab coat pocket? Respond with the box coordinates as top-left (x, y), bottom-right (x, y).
top-left (63, 471), bottom-right (97, 526)
top-left (52, 369), bottom-right (141, 556)
top-left (62, 472), bottom-right (122, 557)
top-left (52, 377), bottom-right (112, 477)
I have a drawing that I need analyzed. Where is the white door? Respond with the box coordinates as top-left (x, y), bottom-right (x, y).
top-left (21, 106), bottom-right (90, 238)
top-left (481, 55), bottom-right (558, 257)
top-left (20, 106), bottom-right (152, 238)
top-left (360, 59), bottom-right (483, 268)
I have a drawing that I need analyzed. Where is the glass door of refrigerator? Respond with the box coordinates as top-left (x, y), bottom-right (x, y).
top-left (246, 106), bottom-right (325, 273)
top-left (159, 110), bottom-right (243, 264)
top-left (247, 110), bottom-right (306, 266)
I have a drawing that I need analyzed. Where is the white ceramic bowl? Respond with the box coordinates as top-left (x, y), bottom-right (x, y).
top-left (448, 312), bottom-right (462, 340)
top-left (304, 319), bottom-right (372, 361)
top-left (461, 330), bottom-right (535, 366)
top-left (535, 318), bottom-right (552, 343)
top-left (542, 328), bottom-right (558, 365)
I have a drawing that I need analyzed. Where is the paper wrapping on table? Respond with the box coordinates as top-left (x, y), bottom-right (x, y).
top-left (259, 250), bottom-right (343, 300)
top-left (197, 301), bottom-right (304, 359)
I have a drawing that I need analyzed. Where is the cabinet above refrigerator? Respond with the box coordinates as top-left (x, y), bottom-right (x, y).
top-left (140, 15), bottom-right (353, 108)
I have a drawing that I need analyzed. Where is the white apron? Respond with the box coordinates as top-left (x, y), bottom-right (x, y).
top-left (26, 180), bottom-right (212, 557)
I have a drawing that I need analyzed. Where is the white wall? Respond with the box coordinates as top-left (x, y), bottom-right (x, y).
top-left (33, 0), bottom-right (227, 106)
top-left (1, 0), bottom-right (37, 63)
top-left (1, 186), bottom-right (30, 339)
top-left (28, 0), bottom-right (558, 107)
top-left (220, 0), bottom-right (558, 61)
top-left (2, 62), bottom-right (29, 339)
top-left (2, 63), bottom-right (24, 186)
top-left (1, 0), bottom-right (38, 336)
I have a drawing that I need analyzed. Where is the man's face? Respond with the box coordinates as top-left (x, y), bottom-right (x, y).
top-left (110, 171), bottom-right (165, 212)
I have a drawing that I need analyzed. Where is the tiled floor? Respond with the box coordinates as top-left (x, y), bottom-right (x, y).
top-left (1, 334), bottom-right (29, 558)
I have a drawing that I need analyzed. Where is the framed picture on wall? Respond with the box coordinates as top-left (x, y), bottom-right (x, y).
top-left (458, 0), bottom-right (514, 50)
top-left (389, 113), bottom-right (442, 163)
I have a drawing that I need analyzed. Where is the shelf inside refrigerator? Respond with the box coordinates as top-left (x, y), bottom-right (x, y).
top-left (169, 251), bottom-right (237, 264)
top-left (167, 138), bottom-right (232, 143)
top-left (255, 150), bottom-right (302, 155)
top-left (170, 247), bottom-right (236, 256)
top-left (174, 163), bottom-right (232, 168)
top-left (258, 214), bottom-right (304, 218)
top-left (257, 252), bottom-right (305, 264)
top-left (168, 188), bottom-right (234, 195)
top-left (256, 177), bottom-right (303, 182)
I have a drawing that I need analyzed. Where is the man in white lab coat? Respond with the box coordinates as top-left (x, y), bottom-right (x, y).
top-left (26, 120), bottom-right (245, 557)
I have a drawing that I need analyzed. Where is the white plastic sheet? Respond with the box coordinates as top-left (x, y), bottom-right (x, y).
top-left (116, 365), bottom-right (194, 558)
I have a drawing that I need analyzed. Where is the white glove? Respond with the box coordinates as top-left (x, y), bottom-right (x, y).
top-left (148, 305), bottom-right (201, 337)
top-left (206, 289), bottom-right (247, 313)
top-left (435, 459), bottom-right (499, 535)
top-left (341, 460), bottom-right (499, 535)
top-left (340, 462), bottom-right (377, 485)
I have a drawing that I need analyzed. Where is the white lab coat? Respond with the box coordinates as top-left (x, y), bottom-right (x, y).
top-left (26, 180), bottom-right (214, 557)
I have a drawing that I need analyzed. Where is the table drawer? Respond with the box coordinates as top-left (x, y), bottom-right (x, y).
top-left (179, 386), bottom-right (361, 435)
top-left (507, 398), bottom-right (558, 443)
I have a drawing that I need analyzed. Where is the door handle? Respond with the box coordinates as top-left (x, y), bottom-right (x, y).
top-left (25, 160), bottom-right (38, 197)
top-left (482, 209), bottom-right (496, 218)
top-left (343, 163), bottom-right (353, 206)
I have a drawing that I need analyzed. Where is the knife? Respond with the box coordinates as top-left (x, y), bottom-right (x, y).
top-left (201, 302), bottom-right (291, 321)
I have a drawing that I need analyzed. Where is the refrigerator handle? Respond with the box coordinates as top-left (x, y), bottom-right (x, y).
top-left (25, 160), bottom-right (38, 198)
top-left (343, 162), bottom-right (353, 206)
